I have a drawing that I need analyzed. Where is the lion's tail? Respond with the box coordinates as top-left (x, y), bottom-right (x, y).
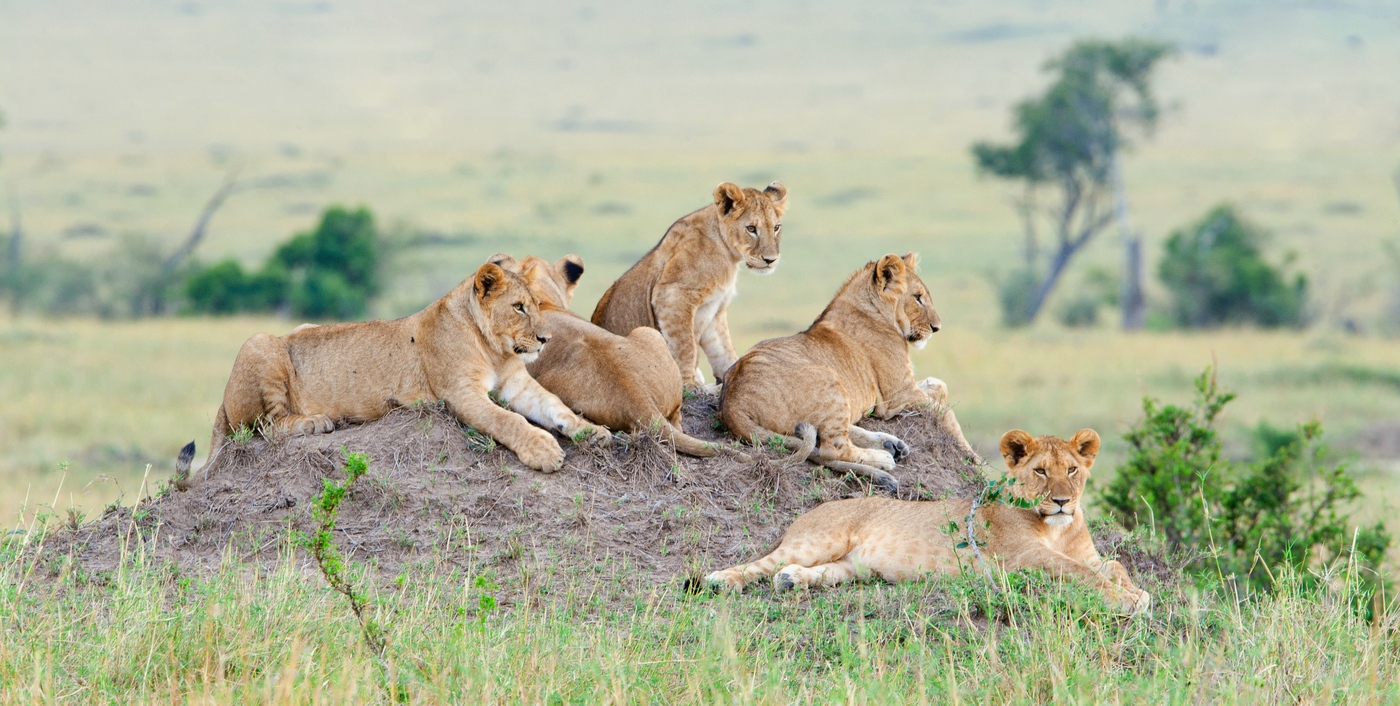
top-left (659, 419), bottom-right (754, 463)
top-left (722, 409), bottom-right (817, 467)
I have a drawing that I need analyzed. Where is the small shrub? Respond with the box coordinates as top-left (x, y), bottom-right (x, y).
top-left (1158, 204), bottom-right (1307, 328)
top-left (185, 205), bottom-right (380, 319)
top-left (1099, 366), bottom-right (1390, 595)
top-left (993, 268), bottom-right (1039, 327)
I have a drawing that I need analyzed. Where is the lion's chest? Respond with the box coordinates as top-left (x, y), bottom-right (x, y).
top-left (692, 267), bottom-right (739, 335)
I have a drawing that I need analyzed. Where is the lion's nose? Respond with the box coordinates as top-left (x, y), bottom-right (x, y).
top-left (762, 256), bottom-right (777, 265)
top-left (1052, 497), bottom-right (1070, 508)
top-left (928, 324), bottom-right (941, 334)
top-left (536, 335), bottom-right (550, 344)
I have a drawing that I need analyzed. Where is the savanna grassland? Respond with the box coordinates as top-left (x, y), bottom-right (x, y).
top-left (3, 0), bottom-right (1400, 701)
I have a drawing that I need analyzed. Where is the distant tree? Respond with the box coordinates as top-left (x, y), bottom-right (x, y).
top-left (973, 38), bottom-right (1173, 327)
top-left (1158, 204), bottom-right (1307, 328)
top-left (184, 206), bottom-right (380, 320)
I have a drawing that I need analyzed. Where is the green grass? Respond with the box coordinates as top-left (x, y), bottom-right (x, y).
top-left (3, 532), bottom-right (1396, 703)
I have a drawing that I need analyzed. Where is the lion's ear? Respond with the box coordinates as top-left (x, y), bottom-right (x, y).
top-left (556, 255), bottom-right (584, 286)
top-left (872, 253), bottom-right (908, 294)
top-left (714, 182), bottom-right (745, 216)
top-left (1000, 430), bottom-right (1036, 468)
top-left (763, 181), bottom-right (789, 216)
top-left (902, 251), bottom-right (919, 271)
top-left (474, 262), bottom-right (506, 298)
top-left (1070, 428), bottom-right (1101, 466)
top-left (486, 253), bottom-right (517, 270)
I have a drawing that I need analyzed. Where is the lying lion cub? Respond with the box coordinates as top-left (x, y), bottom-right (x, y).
top-left (705, 429), bottom-right (1152, 615)
top-left (489, 252), bottom-right (746, 460)
top-left (592, 181), bottom-right (788, 392)
top-left (720, 252), bottom-right (972, 492)
top-left (197, 261), bottom-right (609, 474)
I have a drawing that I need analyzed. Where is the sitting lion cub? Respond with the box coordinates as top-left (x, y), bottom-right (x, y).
top-left (705, 429), bottom-right (1152, 615)
top-left (489, 252), bottom-right (746, 460)
top-left (591, 181), bottom-right (788, 392)
top-left (720, 252), bottom-right (972, 492)
top-left (197, 261), bottom-right (608, 474)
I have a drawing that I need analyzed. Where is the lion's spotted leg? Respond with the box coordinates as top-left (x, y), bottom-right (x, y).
top-left (848, 425), bottom-right (910, 462)
top-left (774, 558), bottom-right (861, 590)
top-left (705, 535), bottom-right (849, 592)
top-left (697, 306), bottom-right (739, 385)
top-left (1021, 549), bottom-right (1148, 616)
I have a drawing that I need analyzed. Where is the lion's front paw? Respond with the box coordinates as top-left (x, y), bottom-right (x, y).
top-left (515, 428), bottom-right (566, 473)
top-left (918, 377), bottom-right (949, 402)
top-left (578, 425), bottom-right (613, 447)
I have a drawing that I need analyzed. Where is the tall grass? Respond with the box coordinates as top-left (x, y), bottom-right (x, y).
top-left (3, 528), bottom-right (1396, 704)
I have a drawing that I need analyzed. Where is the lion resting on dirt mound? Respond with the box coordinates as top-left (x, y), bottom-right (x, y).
top-left (720, 252), bottom-right (971, 492)
top-left (704, 429), bottom-right (1152, 616)
top-left (489, 252), bottom-right (747, 460)
top-left (199, 262), bottom-right (608, 474)
top-left (592, 181), bottom-right (788, 392)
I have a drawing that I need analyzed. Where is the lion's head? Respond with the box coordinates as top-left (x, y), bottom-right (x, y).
top-left (713, 181), bottom-right (788, 276)
top-left (486, 253), bottom-right (584, 311)
top-left (866, 252), bottom-right (941, 349)
top-left (469, 261), bottom-right (550, 362)
top-left (999, 429), bottom-right (1101, 527)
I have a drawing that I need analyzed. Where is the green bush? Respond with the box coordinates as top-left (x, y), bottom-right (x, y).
top-left (1099, 367), bottom-right (1389, 595)
top-left (184, 206), bottom-right (379, 319)
top-left (1158, 204), bottom-right (1307, 328)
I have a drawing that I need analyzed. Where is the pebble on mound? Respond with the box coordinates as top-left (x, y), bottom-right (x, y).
top-left (37, 393), bottom-right (985, 595)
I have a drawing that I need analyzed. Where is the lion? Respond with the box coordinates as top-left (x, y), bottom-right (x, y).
top-left (704, 429), bottom-right (1153, 615)
top-left (488, 252), bottom-right (748, 460)
top-left (719, 252), bottom-right (972, 492)
top-left (591, 181), bottom-right (788, 392)
top-left (193, 261), bottom-right (610, 475)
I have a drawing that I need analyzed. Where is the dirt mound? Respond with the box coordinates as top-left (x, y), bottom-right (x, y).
top-left (35, 393), bottom-right (985, 593)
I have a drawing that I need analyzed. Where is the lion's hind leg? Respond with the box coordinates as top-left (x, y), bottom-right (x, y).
top-left (848, 425), bottom-right (911, 462)
top-left (704, 534), bottom-right (848, 593)
top-left (773, 558), bottom-right (862, 590)
top-left (223, 333), bottom-right (334, 439)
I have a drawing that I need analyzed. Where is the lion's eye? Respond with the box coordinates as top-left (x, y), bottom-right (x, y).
top-left (774, 223), bottom-right (782, 233)
top-left (1068, 466), bottom-right (1078, 475)
top-left (1034, 467), bottom-right (1047, 477)
top-left (914, 293), bottom-right (923, 304)
top-left (746, 225), bottom-right (758, 235)
top-left (514, 303), bottom-right (525, 314)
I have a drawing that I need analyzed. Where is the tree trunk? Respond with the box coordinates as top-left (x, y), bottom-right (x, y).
top-left (1023, 242), bottom-right (1078, 323)
top-left (1112, 153), bottom-right (1145, 330)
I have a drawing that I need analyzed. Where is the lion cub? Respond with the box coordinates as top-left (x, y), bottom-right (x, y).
top-left (490, 252), bottom-right (746, 460)
top-left (198, 261), bottom-right (608, 474)
top-left (705, 429), bottom-right (1152, 615)
top-left (720, 252), bottom-right (972, 492)
top-left (592, 181), bottom-right (788, 392)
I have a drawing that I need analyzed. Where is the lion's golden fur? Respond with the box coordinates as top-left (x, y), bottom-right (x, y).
top-left (719, 252), bottom-right (971, 491)
top-left (490, 252), bottom-right (745, 460)
top-left (705, 429), bottom-right (1152, 615)
top-left (591, 181), bottom-right (788, 391)
top-left (202, 262), bottom-right (607, 474)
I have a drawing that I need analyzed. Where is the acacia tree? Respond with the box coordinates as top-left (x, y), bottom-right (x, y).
top-left (973, 38), bottom-right (1173, 327)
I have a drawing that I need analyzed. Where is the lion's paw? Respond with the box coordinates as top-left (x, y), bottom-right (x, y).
top-left (515, 429), bottom-right (566, 473)
top-left (702, 571), bottom-right (741, 593)
top-left (773, 567), bottom-right (802, 591)
top-left (882, 437), bottom-right (911, 462)
top-left (862, 448), bottom-right (897, 471)
top-left (285, 414), bottom-right (335, 436)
